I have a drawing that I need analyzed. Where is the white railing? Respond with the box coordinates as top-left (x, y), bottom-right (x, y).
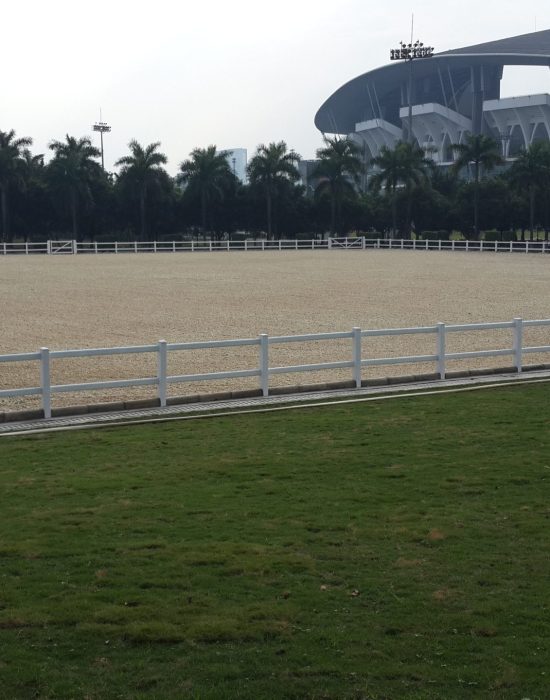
top-left (1, 317), bottom-right (549, 419)
top-left (373, 238), bottom-right (550, 254)
top-left (1, 238), bottom-right (549, 255)
top-left (0, 241), bottom-right (49, 255)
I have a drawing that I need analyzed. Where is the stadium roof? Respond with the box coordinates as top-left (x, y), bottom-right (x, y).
top-left (315, 29), bottom-right (550, 134)
top-left (439, 28), bottom-right (550, 58)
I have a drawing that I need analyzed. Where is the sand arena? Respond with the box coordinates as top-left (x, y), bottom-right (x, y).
top-left (1, 250), bottom-right (549, 411)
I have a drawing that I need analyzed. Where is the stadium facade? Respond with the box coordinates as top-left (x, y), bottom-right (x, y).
top-left (315, 29), bottom-right (550, 164)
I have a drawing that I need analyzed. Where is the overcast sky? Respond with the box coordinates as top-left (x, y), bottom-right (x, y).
top-left (3, 0), bottom-right (550, 174)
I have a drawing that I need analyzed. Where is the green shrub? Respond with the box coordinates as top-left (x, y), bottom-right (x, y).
top-left (501, 230), bottom-right (517, 242)
top-left (420, 230), bottom-right (449, 241)
top-left (481, 230), bottom-right (500, 241)
top-left (363, 231), bottom-right (383, 240)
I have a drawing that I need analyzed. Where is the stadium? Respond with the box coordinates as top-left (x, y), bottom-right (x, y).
top-left (315, 28), bottom-right (550, 164)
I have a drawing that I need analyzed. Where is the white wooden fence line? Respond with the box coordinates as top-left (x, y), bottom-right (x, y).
top-left (1, 317), bottom-right (549, 419)
top-left (1, 238), bottom-right (550, 255)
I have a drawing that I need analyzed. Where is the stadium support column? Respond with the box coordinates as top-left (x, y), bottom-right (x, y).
top-left (471, 65), bottom-right (484, 135)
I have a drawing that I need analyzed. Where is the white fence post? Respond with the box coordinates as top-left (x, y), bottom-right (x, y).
top-left (328, 238), bottom-right (333, 250)
top-left (352, 327), bottom-right (362, 388)
top-left (94, 241), bottom-right (98, 254)
top-left (40, 347), bottom-right (51, 419)
top-left (209, 241), bottom-right (212, 252)
top-left (158, 340), bottom-right (168, 407)
top-left (361, 236), bottom-right (366, 250)
top-left (513, 318), bottom-right (523, 373)
top-left (262, 240), bottom-right (265, 251)
top-left (259, 334), bottom-right (269, 397)
top-left (437, 322), bottom-right (446, 380)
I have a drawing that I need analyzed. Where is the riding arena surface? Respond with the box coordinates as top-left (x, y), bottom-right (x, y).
top-left (1, 250), bottom-right (549, 411)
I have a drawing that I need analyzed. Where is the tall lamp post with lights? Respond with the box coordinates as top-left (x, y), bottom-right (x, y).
top-left (92, 120), bottom-right (111, 170)
top-left (390, 40), bottom-right (434, 144)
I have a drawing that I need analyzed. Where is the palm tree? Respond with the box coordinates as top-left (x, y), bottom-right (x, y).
top-left (48, 135), bottom-right (101, 240)
top-left (22, 149), bottom-right (45, 173)
top-left (369, 141), bottom-right (434, 237)
top-left (115, 140), bottom-right (168, 240)
top-left (313, 136), bottom-right (362, 236)
top-left (452, 134), bottom-right (503, 238)
top-left (0, 129), bottom-right (33, 241)
top-left (177, 146), bottom-right (234, 234)
top-left (508, 141), bottom-right (550, 238)
top-left (20, 150), bottom-right (46, 240)
top-left (247, 141), bottom-right (300, 238)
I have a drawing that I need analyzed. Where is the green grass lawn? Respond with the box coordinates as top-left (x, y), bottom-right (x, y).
top-left (0, 384), bottom-right (549, 699)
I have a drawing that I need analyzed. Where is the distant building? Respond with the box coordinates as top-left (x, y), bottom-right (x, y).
top-left (298, 159), bottom-right (320, 197)
top-left (220, 148), bottom-right (247, 184)
top-left (315, 29), bottom-right (550, 165)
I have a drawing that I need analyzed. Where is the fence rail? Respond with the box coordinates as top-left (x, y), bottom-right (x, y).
top-left (1, 317), bottom-right (549, 419)
top-left (1, 238), bottom-right (550, 256)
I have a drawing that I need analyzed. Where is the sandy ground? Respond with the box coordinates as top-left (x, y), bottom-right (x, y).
top-left (1, 250), bottom-right (549, 410)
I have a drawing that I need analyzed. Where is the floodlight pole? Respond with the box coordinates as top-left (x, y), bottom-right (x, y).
top-left (408, 58), bottom-right (414, 144)
top-left (408, 15), bottom-right (414, 144)
top-left (92, 120), bottom-right (112, 170)
top-left (390, 36), bottom-right (434, 145)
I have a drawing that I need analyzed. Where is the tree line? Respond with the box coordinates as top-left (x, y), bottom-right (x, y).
top-left (1, 128), bottom-right (550, 243)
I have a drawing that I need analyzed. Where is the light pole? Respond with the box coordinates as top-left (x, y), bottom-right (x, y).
top-left (92, 120), bottom-right (111, 170)
top-left (390, 40), bottom-right (434, 144)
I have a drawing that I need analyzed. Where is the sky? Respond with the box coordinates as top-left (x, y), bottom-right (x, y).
top-left (3, 0), bottom-right (550, 174)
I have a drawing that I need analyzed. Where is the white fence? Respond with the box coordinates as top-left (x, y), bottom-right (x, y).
top-left (1, 317), bottom-right (549, 419)
top-left (1, 238), bottom-right (550, 255)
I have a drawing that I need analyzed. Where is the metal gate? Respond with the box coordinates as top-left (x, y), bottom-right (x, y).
top-left (329, 237), bottom-right (365, 249)
top-left (47, 240), bottom-right (76, 255)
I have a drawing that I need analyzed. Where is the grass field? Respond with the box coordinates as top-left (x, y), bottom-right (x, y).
top-left (1, 383), bottom-right (549, 699)
top-left (1, 250), bottom-right (550, 411)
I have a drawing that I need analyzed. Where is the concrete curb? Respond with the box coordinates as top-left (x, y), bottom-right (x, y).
top-left (2, 363), bottom-right (547, 424)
